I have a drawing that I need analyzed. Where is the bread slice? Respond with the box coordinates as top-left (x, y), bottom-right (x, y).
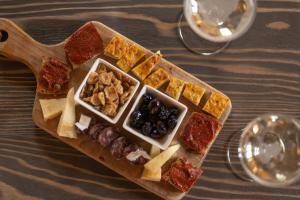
top-left (132, 51), bottom-right (162, 80)
top-left (117, 45), bottom-right (145, 72)
top-left (104, 36), bottom-right (129, 59)
top-left (165, 77), bottom-right (185, 100)
top-left (203, 92), bottom-right (229, 119)
top-left (144, 68), bottom-right (169, 89)
top-left (182, 83), bottom-right (205, 106)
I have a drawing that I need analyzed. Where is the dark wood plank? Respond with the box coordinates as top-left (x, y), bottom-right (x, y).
top-left (0, 0), bottom-right (300, 200)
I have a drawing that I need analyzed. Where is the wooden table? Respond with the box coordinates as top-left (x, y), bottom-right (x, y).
top-left (0, 1), bottom-right (299, 199)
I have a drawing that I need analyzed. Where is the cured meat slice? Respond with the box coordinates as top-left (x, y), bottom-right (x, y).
top-left (180, 112), bottom-right (221, 154)
top-left (110, 136), bottom-right (129, 159)
top-left (37, 57), bottom-right (70, 95)
top-left (64, 22), bottom-right (103, 66)
top-left (162, 157), bottom-right (202, 192)
top-left (97, 127), bottom-right (119, 147)
top-left (88, 123), bottom-right (106, 140)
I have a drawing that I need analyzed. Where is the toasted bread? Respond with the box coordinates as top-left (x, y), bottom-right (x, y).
top-left (203, 92), bottom-right (229, 119)
top-left (165, 77), bottom-right (185, 100)
top-left (144, 68), bottom-right (169, 89)
top-left (104, 36), bottom-right (129, 59)
top-left (132, 51), bottom-right (162, 80)
top-left (182, 83), bottom-right (205, 106)
top-left (117, 45), bottom-right (145, 72)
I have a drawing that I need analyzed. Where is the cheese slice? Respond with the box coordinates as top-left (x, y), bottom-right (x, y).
top-left (57, 88), bottom-right (77, 139)
top-left (150, 145), bottom-right (160, 158)
top-left (141, 167), bottom-right (161, 181)
top-left (39, 98), bottom-right (66, 121)
top-left (144, 144), bottom-right (180, 170)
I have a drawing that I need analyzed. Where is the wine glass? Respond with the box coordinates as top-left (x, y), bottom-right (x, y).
top-left (178, 0), bottom-right (257, 55)
top-left (227, 114), bottom-right (300, 187)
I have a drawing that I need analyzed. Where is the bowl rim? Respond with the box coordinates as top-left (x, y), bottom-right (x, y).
top-left (123, 85), bottom-right (188, 150)
top-left (74, 58), bottom-right (140, 124)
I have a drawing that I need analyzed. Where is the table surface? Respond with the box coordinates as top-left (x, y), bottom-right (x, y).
top-left (0, 0), bottom-right (299, 200)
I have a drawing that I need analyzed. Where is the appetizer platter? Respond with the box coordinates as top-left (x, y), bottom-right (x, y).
top-left (0, 18), bottom-right (232, 200)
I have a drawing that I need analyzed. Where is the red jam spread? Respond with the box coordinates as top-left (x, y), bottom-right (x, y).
top-left (64, 23), bottom-right (103, 65)
top-left (163, 158), bottom-right (202, 192)
top-left (181, 112), bottom-right (221, 154)
top-left (37, 58), bottom-right (70, 94)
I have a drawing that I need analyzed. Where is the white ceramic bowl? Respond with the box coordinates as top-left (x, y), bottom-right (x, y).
top-left (74, 58), bottom-right (140, 124)
top-left (123, 85), bottom-right (188, 150)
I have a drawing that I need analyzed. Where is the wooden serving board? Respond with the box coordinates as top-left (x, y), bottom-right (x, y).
top-left (0, 18), bottom-right (232, 200)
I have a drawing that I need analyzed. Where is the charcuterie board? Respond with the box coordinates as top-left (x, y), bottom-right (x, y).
top-left (0, 18), bottom-right (232, 200)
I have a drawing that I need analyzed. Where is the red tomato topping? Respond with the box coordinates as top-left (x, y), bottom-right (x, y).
top-left (65, 23), bottom-right (103, 65)
top-left (163, 158), bottom-right (202, 192)
top-left (37, 58), bottom-right (70, 94)
top-left (181, 112), bottom-right (221, 154)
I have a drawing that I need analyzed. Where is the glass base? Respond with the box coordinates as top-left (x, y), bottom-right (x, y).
top-left (226, 130), bottom-right (253, 182)
top-left (177, 12), bottom-right (230, 56)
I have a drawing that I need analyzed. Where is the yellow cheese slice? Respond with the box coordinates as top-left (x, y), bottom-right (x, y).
top-left (57, 88), bottom-right (77, 139)
top-left (39, 98), bottom-right (66, 121)
top-left (141, 168), bottom-right (161, 181)
top-left (150, 145), bottom-right (160, 158)
top-left (144, 144), bottom-right (180, 170)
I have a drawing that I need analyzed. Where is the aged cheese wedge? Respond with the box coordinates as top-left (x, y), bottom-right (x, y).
top-left (132, 51), bottom-right (162, 80)
top-left (183, 83), bottom-right (205, 106)
top-left (165, 77), bottom-right (185, 100)
top-left (144, 144), bottom-right (180, 170)
top-left (57, 87), bottom-right (77, 139)
top-left (144, 68), bottom-right (169, 89)
top-left (150, 145), bottom-right (160, 158)
top-left (117, 45), bottom-right (145, 72)
top-left (203, 92), bottom-right (229, 119)
top-left (141, 167), bottom-right (161, 181)
top-left (39, 98), bottom-right (66, 121)
top-left (104, 36), bottom-right (129, 59)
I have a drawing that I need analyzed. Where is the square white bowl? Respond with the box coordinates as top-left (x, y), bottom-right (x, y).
top-left (74, 58), bottom-right (140, 124)
top-left (123, 85), bottom-right (188, 150)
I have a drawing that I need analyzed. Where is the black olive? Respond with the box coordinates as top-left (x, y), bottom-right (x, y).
top-left (167, 115), bottom-right (177, 130)
top-left (148, 99), bottom-right (160, 115)
top-left (141, 94), bottom-right (153, 105)
top-left (158, 105), bottom-right (170, 120)
top-left (169, 107), bottom-right (180, 116)
top-left (142, 121), bottom-right (152, 136)
top-left (156, 121), bottom-right (168, 136)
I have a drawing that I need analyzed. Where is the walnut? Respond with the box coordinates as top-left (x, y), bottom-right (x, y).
top-left (96, 64), bottom-right (107, 73)
top-left (102, 103), bottom-right (117, 117)
top-left (120, 91), bottom-right (130, 105)
top-left (90, 93), bottom-right (101, 106)
top-left (87, 72), bottom-right (98, 84)
top-left (83, 96), bottom-right (91, 102)
top-left (104, 85), bottom-right (119, 102)
top-left (113, 79), bottom-right (124, 95)
top-left (99, 72), bottom-right (113, 85)
top-left (98, 92), bottom-right (105, 106)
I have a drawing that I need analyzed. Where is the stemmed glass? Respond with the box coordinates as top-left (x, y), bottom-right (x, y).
top-left (178, 0), bottom-right (257, 55)
top-left (227, 114), bottom-right (300, 187)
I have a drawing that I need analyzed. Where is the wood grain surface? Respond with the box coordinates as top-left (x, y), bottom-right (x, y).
top-left (0, 0), bottom-right (299, 200)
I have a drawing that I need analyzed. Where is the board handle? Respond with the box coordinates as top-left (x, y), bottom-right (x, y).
top-left (0, 18), bottom-right (47, 76)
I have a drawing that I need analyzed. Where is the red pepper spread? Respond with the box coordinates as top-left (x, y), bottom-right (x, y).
top-left (181, 112), bottom-right (221, 154)
top-left (163, 158), bottom-right (202, 192)
top-left (64, 23), bottom-right (103, 65)
top-left (37, 58), bottom-right (70, 95)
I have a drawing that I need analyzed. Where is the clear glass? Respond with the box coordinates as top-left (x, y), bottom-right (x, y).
top-left (227, 114), bottom-right (300, 187)
top-left (178, 0), bottom-right (256, 55)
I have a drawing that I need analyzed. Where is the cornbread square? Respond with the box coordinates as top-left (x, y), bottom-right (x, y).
top-left (132, 51), bottom-right (162, 80)
top-left (165, 77), bottom-right (185, 100)
top-left (144, 68), bottom-right (169, 89)
top-left (203, 92), bottom-right (229, 119)
top-left (104, 36), bottom-right (129, 59)
top-left (183, 83), bottom-right (205, 106)
top-left (117, 45), bottom-right (145, 72)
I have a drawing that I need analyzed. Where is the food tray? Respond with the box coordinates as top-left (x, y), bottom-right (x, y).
top-left (0, 18), bottom-right (232, 200)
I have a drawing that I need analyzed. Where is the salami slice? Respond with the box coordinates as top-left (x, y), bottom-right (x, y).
top-left (110, 136), bottom-right (129, 159)
top-left (98, 127), bottom-right (119, 147)
top-left (88, 123), bottom-right (105, 140)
